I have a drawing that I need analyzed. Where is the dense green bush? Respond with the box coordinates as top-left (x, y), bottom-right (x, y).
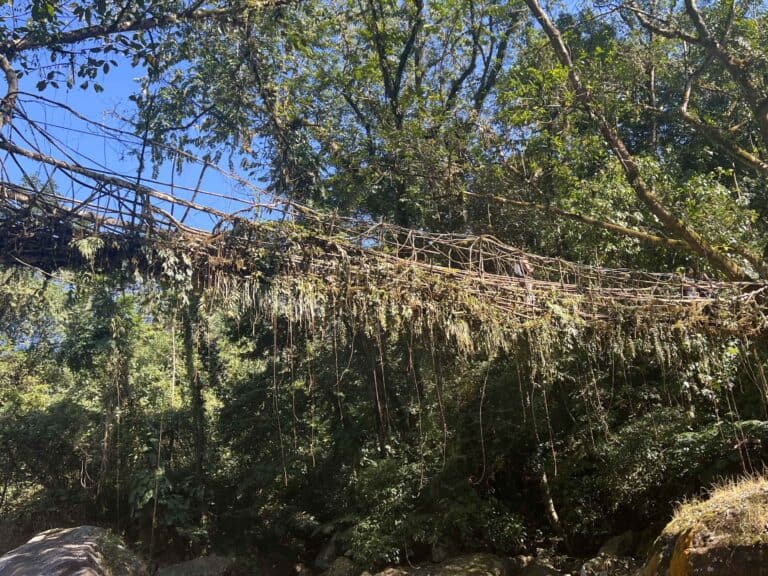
top-left (552, 407), bottom-right (768, 546)
top-left (347, 453), bottom-right (524, 566)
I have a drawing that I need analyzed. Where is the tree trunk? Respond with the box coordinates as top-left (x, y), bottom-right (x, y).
top-left (183, 296), bottom-right (206, 511)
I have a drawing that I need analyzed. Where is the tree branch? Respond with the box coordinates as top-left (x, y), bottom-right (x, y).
top-left (682, 0), bottom-right (768, 146)
top-left (474, 192), bottom-right (688, 249)
top-left (342, 90), bottom-right (375, 152)
top-left (444, 0), bottom-right (479, 111)
top-left (623, 2), bottom-right (698, 43)
top-left (627, 0), bottom-right (768, 148)
top-left (474, 19), bottom-right (516, 111)
top-left (5, 1), bottom-right (289, 54)
top-left (364, 0), bottom-right (398, 122)
top-left (393, 0), bottom-right (423, 103)
top-left (524, 0), bottom-right (754, 280)
top-left (0, 54), bottom-right (18, 130)
top-left (679, 73), bottom-right (768, 176)
top-left (0, 137), bottom-right (229, 221)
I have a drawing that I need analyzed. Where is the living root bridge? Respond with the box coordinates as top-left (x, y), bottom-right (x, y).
top-left (1, 178), bottom-right (766, 354)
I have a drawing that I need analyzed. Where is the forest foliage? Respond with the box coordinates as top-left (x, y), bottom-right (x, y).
top-left (2, 0), bottom-right (768, 568)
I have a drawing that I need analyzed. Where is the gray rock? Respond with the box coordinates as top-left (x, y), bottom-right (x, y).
top-left (517, 559), bottom-right (562, 576)
top-left (641, 476), bottom-right (768, 575)
top-left (598, 531), bottom-right (636, 558)
top-left (579, 553), bottom-right (639, 576)
top-left (157, 554), bottom-right (236, 576)
top-left (0, 525), bottom-right (148, 576)
top-left (326, 556), bottom-right (357, 576)
top-left (642, 530), bottom-right (768, 576)
top-left (374, 553), bottom-right (509, 576)
top-left (430, 543), bottom-right (450, 564)
top-left (436, 554), bottom-right (508, 575)
top-left (315, 533), bottom-right (343, 570)
top-left (508, 555), bottom-right (534, 573)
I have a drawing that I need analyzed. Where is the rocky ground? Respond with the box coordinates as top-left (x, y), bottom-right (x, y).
top-left (6, 477), bottom-right (768, 576)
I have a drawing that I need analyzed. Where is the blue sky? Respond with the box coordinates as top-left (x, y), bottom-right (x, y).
top-left (4, 52), bottom-right (275, 232)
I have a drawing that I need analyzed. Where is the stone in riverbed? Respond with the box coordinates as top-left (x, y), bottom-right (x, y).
top-left (430, 542), bottom-right (451, 564)
top-left (315, 532), bottom-right (344, 570)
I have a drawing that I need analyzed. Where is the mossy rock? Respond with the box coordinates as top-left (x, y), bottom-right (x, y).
top-left (642, 476), bottom-right (768, 575)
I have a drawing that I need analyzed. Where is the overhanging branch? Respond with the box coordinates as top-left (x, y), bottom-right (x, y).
top-left (5, 1), bottom-right (290, 54)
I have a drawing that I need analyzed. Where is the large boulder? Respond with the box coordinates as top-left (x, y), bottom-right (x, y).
top-left (430, 542), bottom-right (451, 564)
top-left (0, 525), bottom-right (148, 576)
top-left (642, 476), bottom-right (768, 575)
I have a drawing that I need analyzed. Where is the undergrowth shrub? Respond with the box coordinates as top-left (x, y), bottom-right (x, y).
top-left (347, 454), bottom-right (524, 566)
top-left (552, 407), bottom-right (768, 546)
